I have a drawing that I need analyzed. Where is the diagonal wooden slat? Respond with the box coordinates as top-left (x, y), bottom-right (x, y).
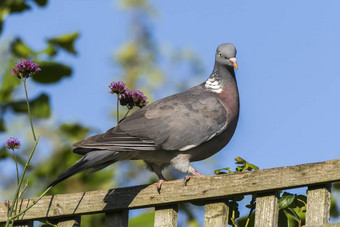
top-left (0, 159), bottom-right (340, 222)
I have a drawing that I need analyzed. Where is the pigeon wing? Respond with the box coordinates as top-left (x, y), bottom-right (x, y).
top-left (74, 85), bottom-right (228, 152)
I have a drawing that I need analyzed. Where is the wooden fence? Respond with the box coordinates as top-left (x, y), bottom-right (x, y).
top-left (1, 159), bottom-right (340, 227)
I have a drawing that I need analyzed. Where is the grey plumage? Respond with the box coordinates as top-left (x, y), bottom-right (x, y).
top-left (49, 43), bottom-right (239, 188)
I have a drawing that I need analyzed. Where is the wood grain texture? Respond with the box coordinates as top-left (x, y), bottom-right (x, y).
top-left (204, 200), bottom-right (229, 227)
top-left (104, 211), bottom-right (128, 227)
top-left (53, 216), bottom-right (81, 227)
top-left (322, 223), bottom-right (340, 227)
top-left (1, 159), bottom-right (340, 222)
top-left (154, 205), bottom-right (178, 227)
top-left (254, 192), bottom-right (279, 227)
top-left (306, 184), bottom-right (331, 226)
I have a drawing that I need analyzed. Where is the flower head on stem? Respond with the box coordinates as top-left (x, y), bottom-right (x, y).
top-left (109, 81), bottom-right (126, 94)
top-left (5, 137), bottom-right (21, 150)
top-left (10, 60), bottom-right (41, 79)
top-left (131, 89), bottom-right (148, 108)
top-left (119, 90), bottom-right (134, 109)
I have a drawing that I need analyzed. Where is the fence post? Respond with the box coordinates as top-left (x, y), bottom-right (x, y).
top-left (306, 184), bottom-right (331, 226)
top-left (204, 200), bottom-right (229, 227)
top-left (53, 216), bottom-right (81, 227)
top-left (154, 204), bottom-right (178, 227)
top-left (254, 192), bottom-right (279, 227)
top-left (105, 210), bottom-right (129, 227)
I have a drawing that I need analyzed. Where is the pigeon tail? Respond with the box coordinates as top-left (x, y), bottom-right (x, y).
top-left (48, 149), bottom-right (119, 187)
top-left (48, 157), bottom-right (89, 187)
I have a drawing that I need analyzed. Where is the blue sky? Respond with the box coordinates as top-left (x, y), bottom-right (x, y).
top-left (1, 0), bottom-right (340, 221)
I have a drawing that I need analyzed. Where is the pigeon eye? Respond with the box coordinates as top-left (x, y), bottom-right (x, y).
top-left (219, 53), bottom-right (222, 57)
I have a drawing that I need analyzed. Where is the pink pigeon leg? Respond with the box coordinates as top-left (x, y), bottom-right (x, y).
top-left (156, 172), bottom-right (167, 193)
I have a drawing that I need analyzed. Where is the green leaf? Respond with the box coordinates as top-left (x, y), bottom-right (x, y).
top-left (214, 167), bottom-right (230, 174)
top-left (283, 209), bottom-right (300, 222)
top-left (8, 1), bottom-right (30, 13)
top-left (330, 196), bottom-right (339, 217)
top-left (0, 147), bottom-right (8, 159)
top-left (279, 194), bottom-right (296, 209)
top-left (33, 0), bottom-right (48, 7)
top-left (10, 38), bottom-right (34, 58)
top-left (0, 118), bottom-right (5, 132)
top-left (233, 195), bottom-right (244, 201)
top-left (40, 44), bottom-right (57, 56)
top-left (59, 123), bottom-right (90, 140)
top-left (0, 7), bottom-right (10, 35)
top-left (0, 71), bottom-right (21, 103)
top-left (242, 164), bottom-right (249, 172)
top-left (9, 93), bottom-right (51, 118)
top-left (235, 157), bottom-right (246, 164)
top-left (48, 33), bottom-right (79, 55)
top-left (32, 61), bottom-right (72, 84)
top-left (248, 163), bottom-right (259, 170)
top-left (333, 182), bottom-right (340, 190)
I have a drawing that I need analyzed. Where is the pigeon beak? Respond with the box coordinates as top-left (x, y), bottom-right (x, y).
top-left (229, 58), bottom-right (238, 70)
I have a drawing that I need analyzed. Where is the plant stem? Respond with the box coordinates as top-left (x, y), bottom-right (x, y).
top-left (245, 196), bottom-right (256, 227)
top-left (12, 149), bottom-right (19, 186)
top-left (12, 148), bottom-right (20, 219)
top-left (117, 95), bottom-right (119, 124)
top-left (23, 79), bottom-right (37, 142)
top-left (231, 208), bottom-right (237, 227)
top-left (6, 138), bottom-right (39, 226)
top-left (8, 186), bottom-right (52, 221)
top-left (124, 108), bottom-right (131, 119)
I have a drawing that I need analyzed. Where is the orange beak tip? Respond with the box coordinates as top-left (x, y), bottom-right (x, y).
top-left (233, 62), bottom-right (238, 70)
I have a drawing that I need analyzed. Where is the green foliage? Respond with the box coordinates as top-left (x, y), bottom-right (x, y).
top-left (279, 193), bottom-right (296, 209)
top-left (47, 32), bottom-right (79, 55)
top-left (216, 159), bottom-right (339, 227)
top-left (32, 61), bottom-right (72, 84)
top-left (0, 70), bottom-right (20, 103)
top-left (0, 33), bottom-right (78, 131)
top-left (129, 211), bottom-right (154, 227)
top-left (215, 157), bottom-right (259, 226)
top-left (8, 93), bottom-right (50, 118)
top-left (59, 123), bottom-right (90, 140)
top-left (214, 157), bottom-right (259, 175)
top-left (278, 192), bottom-right (306, 226)
top-left (0, 0), bottom-right (48, 35)
top-left (0, 118), bottom-right (5, 132)
top-left (32, 0), bottom-right (47, 7)
top-left (10, 38), bottom-right (34, 58)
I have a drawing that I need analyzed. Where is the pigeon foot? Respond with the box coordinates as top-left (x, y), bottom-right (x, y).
top-left (157, 179), bottom-right (166, 194)
top-left (184, 170), bottom-right (204, 185)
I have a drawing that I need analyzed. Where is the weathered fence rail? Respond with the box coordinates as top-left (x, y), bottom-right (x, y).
top-left (1, 158), bottom-right (340, 226)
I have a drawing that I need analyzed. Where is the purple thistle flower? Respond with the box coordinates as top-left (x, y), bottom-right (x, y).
top-left (120, 89), bottom-right (148, 109)
top-left (131, 89), bottom-right (148, 108)
top-left (10, 60), bottom-right (41, 79)
top-left (109, 81), bottom-right (126, 94)
top-left (119, 90), bottom-right (134, 109)
top-left (5, 137), bottom-right (21, 150)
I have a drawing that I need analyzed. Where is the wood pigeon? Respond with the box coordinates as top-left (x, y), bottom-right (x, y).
top-left (49, 43), bottom-right (239, 191)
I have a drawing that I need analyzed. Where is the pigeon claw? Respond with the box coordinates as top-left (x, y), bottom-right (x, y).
top-left (184, 170), bottom-right (204, 186)
top-left (157, 179), bottom-right (166, 194)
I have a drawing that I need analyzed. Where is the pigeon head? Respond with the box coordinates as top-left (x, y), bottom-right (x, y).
top-left (215, 43), bottom-right (238, 69)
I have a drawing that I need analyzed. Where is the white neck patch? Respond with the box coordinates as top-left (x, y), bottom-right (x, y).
top-left (205, 77), bottom-right (222, 93)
